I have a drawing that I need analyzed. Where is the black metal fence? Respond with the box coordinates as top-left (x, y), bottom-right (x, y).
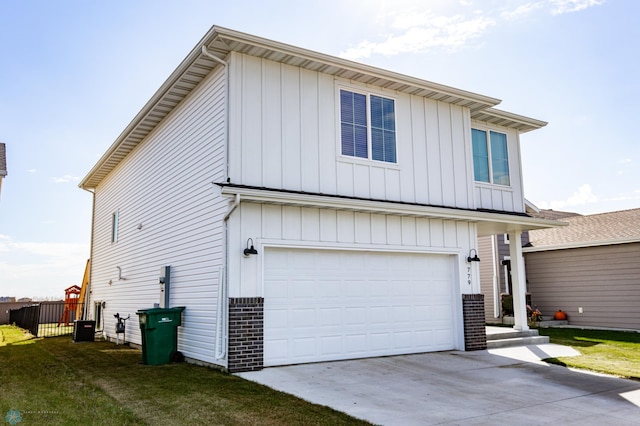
top-left (9, 301), bottom-right (85, 338)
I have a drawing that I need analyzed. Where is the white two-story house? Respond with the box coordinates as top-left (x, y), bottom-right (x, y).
top-left (79, 26), bottom-right (559, 372)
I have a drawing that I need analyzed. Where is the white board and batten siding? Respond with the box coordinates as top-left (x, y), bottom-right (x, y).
top-left (228, 51), bottom-right (486, 211)
top-left (228, 202), bottom-right (479, 298)
top-left (89, 65), bottom-right (228, 365)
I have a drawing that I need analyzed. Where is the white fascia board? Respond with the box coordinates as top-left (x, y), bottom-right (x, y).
top-left (220, 185), bottom-right (564, 232)
top-left (523, 237), bottom-right (640, 253)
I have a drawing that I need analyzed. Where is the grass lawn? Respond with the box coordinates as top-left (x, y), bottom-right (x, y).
top-left (0, 325), bottom-right (370, 425)
top-left (538, 327), bottom-right (640, 380)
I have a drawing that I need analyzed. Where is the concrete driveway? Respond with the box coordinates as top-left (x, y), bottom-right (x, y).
top-left (238, 344), bottom-right (640, 425)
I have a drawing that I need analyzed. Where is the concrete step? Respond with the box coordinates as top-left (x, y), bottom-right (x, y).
top-left (538, 320), bottom-right (569, 328)
top-left (486, 335), bottom-right (550, 349)
top-left (486, 329), bottom-right (540, 341)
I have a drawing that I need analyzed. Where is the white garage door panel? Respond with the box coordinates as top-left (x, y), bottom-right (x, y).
top-left (264, 248), bottom-right (455, 366)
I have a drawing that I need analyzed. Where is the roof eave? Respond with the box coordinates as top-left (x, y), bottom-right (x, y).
top-left (213, 26), bottom-right (502, 111)
top-left (471, 107), bottom-right (547, 133)
top-left (219, 184), bottom-right (565, 236)
top-left (80, 26), bottom-right (545, 189)
top-left (79, 26), bottom-right (225, 190)
top-left (524, 237), bottom-right (640, 252)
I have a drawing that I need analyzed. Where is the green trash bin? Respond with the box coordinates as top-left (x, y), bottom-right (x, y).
top-left (136, 307), bottom-right (185, 365)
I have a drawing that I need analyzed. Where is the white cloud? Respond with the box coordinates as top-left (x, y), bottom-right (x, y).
top-left (51, 174), bottom-right (80, 184)
top-left (339, 0), bottom-right (602, 60)
top-left (27, 169), bottom-right (36, 173)
top-left (618, 158), bottom-right (632, 164)
top-left (538, 184), bottom-right (598, 210)
top-left (340, 11), bottom-right (495, 59)
top-left (0, 234), bottom-right (89, 299)
top-left (501, 2), bottom-right (544, 20)
top-left (548, 0), bottom-right (605, 15)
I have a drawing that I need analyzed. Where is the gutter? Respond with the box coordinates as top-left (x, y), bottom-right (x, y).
top-left (218, 184), bottom-right (564, 231)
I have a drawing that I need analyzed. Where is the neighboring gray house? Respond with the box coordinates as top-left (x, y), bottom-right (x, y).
top-left (79, 26), bottom-right (559, 372)
top-left (0, 143), bottom-right (7, 198)
top-left (525, 208), bottom-right (640, 330)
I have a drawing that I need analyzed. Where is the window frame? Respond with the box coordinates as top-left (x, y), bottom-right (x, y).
top-left (111, 210), bottom-right (119, 243)
top-left (338, 86), bottom-right (398, 165)
top-left (94, 301), bottom-right (103, 331)
top-left (471, 127), bottom-right (511, 186)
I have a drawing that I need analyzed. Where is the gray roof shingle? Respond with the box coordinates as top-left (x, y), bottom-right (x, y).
top-left (528, 208), bottom-right (640, 249)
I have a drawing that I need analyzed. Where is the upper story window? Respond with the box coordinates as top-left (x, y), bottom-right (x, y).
top-left (111, 210), bottom-right (119, 243)
top-left (340, 89), bottom-right (396, 163)
top-left (472, 128), bottom-right (510, 186)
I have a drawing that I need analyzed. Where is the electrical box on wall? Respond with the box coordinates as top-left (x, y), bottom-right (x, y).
top-left (159, 266), bottom-right (171, 308)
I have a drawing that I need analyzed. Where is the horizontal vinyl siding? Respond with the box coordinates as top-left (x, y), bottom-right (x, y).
top-left (89, 65), bottom-right (227, 364)
top-left (478, 235), bottom-right (499, 321)
top-left (525, 243), bottom-right (640, 330)
top-left (228, 203), bottom-right (477, 298)
top-left (229, 52), bottom-right (477, 211)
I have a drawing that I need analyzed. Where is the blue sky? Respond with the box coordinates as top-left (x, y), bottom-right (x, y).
top-left (1, 0), bottom-right (638, 299)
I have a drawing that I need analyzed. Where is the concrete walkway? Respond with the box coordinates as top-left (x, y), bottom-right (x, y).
top-left (238, 344), bottom-right (640, 425)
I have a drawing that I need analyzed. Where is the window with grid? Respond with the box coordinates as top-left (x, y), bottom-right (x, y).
top-left (340, 89), bottom-right (396, 163)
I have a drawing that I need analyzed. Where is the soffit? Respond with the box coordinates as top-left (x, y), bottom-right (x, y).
top-left (471, 108), bottom-right (547, 133)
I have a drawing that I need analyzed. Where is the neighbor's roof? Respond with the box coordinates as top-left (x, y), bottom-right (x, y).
top-left (80, 26), bottom-right (546, 190)
top-left (530, 209), bottom-right (581, 221)
top-left (525, 208), bottom-right (640, 251)
top-left (0, 143), bottom-right (7, 177)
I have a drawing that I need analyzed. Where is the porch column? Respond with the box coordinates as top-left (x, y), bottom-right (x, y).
top-left (508, 231), bottom-right (529, 331)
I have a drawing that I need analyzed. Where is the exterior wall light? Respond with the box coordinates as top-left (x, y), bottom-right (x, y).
top-left (467, 249), bottom-right (481, 263)
top-left (243, 238), bottom-right (258, 257)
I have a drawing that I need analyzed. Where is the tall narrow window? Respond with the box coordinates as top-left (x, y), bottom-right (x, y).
top-left (471, 129), bottom-right (510, 186)
top-left (472, 129), bottom-right (490, 183)
top-left (340, 90), bottom-right (368, 159)
top-left (111, 210), bottom-right (119, 243)
top-left (490, 131), bottom-right (510, 185)
top-left (94, 301), bottom-right (103, 331)
top-left (340, 89), bottom-right (396, 163)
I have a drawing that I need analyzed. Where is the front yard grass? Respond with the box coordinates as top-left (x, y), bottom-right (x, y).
top-left (0, 325), bottom-right (370, 425)
top-left (538, 327), bottom-right (640, 380)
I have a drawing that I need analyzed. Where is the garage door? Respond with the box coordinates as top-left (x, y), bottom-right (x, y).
top-left (264, 248), bottom-right (456, 366)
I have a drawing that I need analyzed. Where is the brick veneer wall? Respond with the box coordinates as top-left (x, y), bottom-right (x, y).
top-left (228, 297), bottom-right (264, 373)
top-left (462, 294), bottom-right (487, 350)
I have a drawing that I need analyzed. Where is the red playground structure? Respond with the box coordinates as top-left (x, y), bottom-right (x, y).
top-left (58, 285), bottom-right (81, 326)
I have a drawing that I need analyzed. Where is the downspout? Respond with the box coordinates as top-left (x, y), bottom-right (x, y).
top-left (223, 193), bottom-right (240, 221)
top-left (216, 193), bottom-right (240, 360)
top-left (202, 44), bottom-right (233, 362)
top-left (201, 46), bottom-right (230, 180)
